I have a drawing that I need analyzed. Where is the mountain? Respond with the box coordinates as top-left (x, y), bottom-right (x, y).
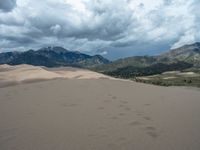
top-left (0, 47), bottom-right (110, 68)
top-left (158, 42), bottom-right (200, 66)
top-left (93, 56), bottom-right (157, 72)
top-left (94, 42), bottom-right (200, 78)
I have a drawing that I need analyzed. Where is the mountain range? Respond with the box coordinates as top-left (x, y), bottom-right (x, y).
top-left (0, 47), bottom-right (110, 68)
top-left (94, 42), bottom-right (200, 78)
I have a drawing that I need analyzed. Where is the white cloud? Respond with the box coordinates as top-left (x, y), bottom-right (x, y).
top-left (0, 0), bottom-right (199, 58)
top-left (50, 24), bottom-right (62, 34)
top-left (99, 51), bottom-right (108, 55)
top-left (171, 29), bottom-right (196, 49)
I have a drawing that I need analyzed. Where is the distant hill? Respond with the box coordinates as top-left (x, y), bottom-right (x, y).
top-left (94, 42), bottom-right (200, 78)
top-left (0, 47), bottom-right (110, 68)
top-left (93, 56), bottom-right (157, 72)
top-left (158, 42), bottom-right (200, 66)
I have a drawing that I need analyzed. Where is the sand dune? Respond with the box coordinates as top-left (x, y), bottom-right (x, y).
top-left (0, 64), bottom-right (112, 87)
top-left (47, 67), bottom-right (112, 80)
top-left (0, 65), bottom-right (200, 150)
top-left (0, 64), bottom-right (61, 81)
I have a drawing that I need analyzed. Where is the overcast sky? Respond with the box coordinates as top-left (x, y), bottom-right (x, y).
top-left (0, 0), bottom-right (199, 59)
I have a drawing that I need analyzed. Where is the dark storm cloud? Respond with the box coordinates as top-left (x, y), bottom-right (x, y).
top-left (0, 0), bottom-right (199, 59)
top-left (0, 0), bottom-right (16, 12)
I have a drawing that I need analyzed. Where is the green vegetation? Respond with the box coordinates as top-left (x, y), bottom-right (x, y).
top-left (102, 62), bottom-right (193, 79)
top-left (93, 56), bottom-right (156, 72)
top-left (135, 70), bottom-right (200, 87)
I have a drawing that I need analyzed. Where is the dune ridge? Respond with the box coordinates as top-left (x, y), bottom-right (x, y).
top-left (0, 64), bottom-right (113, 87)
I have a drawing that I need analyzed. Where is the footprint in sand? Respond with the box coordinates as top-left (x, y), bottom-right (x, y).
top-left (144, 103), bottom-right (151, 106)
top-left (112, 96), bottom-right (117, 100)
top-left (143, 116), bottom-right (152, 121)
top-left (145, 126), bottom-right (156, 130)
top-left (124, 107), bottom-right (131, 111)
top-left (146, 131), bottom-right (159, 138)
top-left (129, 121), bottom-right (143, 126)
top-left (144, 126), bottom-right (159, 138)
top-left (118, 112), bottom-right (126, 116)
top-left (135, 110), bottom-right (152, 121)
top-left (38, 85), bottom-right (44, 89)
top-left (61, 103), bottom-right (68, 107)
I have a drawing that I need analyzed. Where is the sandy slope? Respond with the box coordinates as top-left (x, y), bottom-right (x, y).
top-left (0, 64), bottom-right (112, 87)
top-left (0, 65), bottom-right (200, 150)
top-left (0, 64), bottom-right (61, 81)
top-left (46, 67), bottom-right (113, 80)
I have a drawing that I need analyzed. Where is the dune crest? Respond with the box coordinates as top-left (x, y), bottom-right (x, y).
top-left (0, 64), bottom-right (113, 87)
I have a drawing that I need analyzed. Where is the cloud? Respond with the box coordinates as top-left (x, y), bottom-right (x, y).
top-left (50, 24), bottom-right (62, 34)
top-left (99, 51), bottom-right (108, 55)
top-left (0, 0), bottom-right (199, 59)
top-left (0, 0), bottom-right (16, 12)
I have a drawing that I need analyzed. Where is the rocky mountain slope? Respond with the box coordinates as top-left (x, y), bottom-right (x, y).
top-left (0, 47), bottom-right (110, 68)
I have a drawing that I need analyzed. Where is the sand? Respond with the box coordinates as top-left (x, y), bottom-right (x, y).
top-left (0, 65), bottom-right (200, 150)
top-left (0, 64), bottom-right (61, 86)
top-left (0, 64), bottom-right (113, 87)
